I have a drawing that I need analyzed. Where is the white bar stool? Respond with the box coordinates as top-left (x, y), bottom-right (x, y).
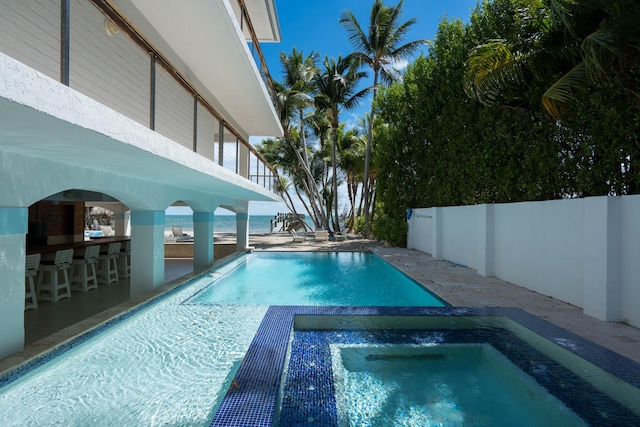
top-left (71, 245), bottom-right (100, 292)
top-left (25, 253), bottom-right (41, 310)
top-left (37, 248), bottom-right (74, 302)
top-left (118, 240), bottom-right (131, 279)
top-left (98, 242), bottom-right (121, 285)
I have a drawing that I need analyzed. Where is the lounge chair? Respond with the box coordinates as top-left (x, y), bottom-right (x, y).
top-left (335, 232), bottom-right (346, 241)
top-left (314, 229), bottom-right (328, 242)
top-left (101, 225), bottom-right (114, 237)
top-left (291, 229), bottom-right (306, 243)
top-left (172, 226), bottom-right (193, 242)
top-left (172, 226), bottom-right (187, 237)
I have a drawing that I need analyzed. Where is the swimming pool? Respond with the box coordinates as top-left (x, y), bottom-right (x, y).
top-left (0, 251), bottom-right (443, 425)
top-left (214, 307), bottom-right (640, 426)
top-left (186, 252), bottom-right (446, 306)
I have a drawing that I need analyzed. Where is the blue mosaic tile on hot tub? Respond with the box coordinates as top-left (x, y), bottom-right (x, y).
top-left (211, 306), bottom-right (295, 426)
top-left (211, 306), bottom-right (640, 427)
top-left (278, 332), bottom-right (337, 426)
top-left (277, 327), bottom-right (640, 426)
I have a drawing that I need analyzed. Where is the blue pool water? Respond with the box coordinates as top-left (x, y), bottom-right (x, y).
top-left (187, 252), bottom-right (446, 306)
top-left (0, 251), bottom-right (445, 426)
top-left (332, 344), bottom-right (586, 426)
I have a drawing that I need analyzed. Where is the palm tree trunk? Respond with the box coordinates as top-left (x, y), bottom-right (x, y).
top-left (357, 180), bottom-right (365, 217)
top-left (370, 185), bottom-right (377, 223)
top-left (285, 138), bottom-right (327, 228)
top-left (297, 108), bottom-right (331, 230)
top-left (346, 174), bottom-right (356, 232)
top-left (293, 182), bottom-right (319, 226)
top-left (331, 113), bottom-right (341, 233)
top-left (362, 69), bottom-right (379, 238)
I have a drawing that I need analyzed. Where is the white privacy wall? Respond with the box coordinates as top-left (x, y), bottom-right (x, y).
top-left (407, 195), bottom-right (640, 328)
top-left (620, 197), bottom-right (640, 328)
top-left (440, 205), bottom-right (480, 269)
top-left (492, 199), bottom-right (585, 308)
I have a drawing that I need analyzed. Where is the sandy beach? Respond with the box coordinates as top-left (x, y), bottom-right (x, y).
top-left (227, 232), bottom-right (382, 252)
top-left (165, 230), bottom-right (384, 252)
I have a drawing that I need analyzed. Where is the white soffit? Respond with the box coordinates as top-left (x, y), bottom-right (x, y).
top-left (129, 0), bottom-right (283, 138)
top-left (229, 0), bottom-right (282, 42)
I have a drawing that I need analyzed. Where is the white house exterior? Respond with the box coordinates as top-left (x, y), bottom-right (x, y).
top-left (0, 0), bottom-right (283, 359)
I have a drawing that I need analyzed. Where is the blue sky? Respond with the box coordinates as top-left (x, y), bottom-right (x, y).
top-left (259, 0), bottom-right (479, 127)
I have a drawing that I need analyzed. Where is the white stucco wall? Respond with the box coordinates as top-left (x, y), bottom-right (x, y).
top-left (620, 197), bottom-right (640, 327)
top-left (408, 196), bottom-right (640, 328)
top-left (440, 205), bottom-right (477, 269)
top-left (493, 199), bottom-right (584, 307)
top-left (407, 208), bottom-right (432, 253)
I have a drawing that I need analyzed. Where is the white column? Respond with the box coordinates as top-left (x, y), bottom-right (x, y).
top-left (193, 212), bottom-right (214, 271)
top-left (476, 204), bottom-right (495, 277)
top-left (130, 210), bottom-right (165, 297)
top-left (583, 196), bottom-right (622, 321)
top-left (432, 207), bottom-right (443, 259)
top-left (236, 212), bottom-right (249, 251)
top-left (0, 207), bottom-right (28, 359)
top-left (113, 210), bottom-right (130, 236)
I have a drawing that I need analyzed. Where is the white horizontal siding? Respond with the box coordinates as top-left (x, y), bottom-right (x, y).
top-left (223, 141), bottom-right (238, 173)
top-left (0, 0), bottom-right (59, 80)
top-left (69, 0), bottom-right (149, 128)
top-left (196, 103), bottom-right (216, 161)
top-left (155, 66), bottom-right (193, 149)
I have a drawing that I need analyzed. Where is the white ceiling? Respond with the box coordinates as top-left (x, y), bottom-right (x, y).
top-left (229, 0), bottom-right (281, 42)
top-left (129, 0), bottom-right (283, 139)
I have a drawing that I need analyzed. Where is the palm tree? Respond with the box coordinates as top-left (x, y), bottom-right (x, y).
top-left (464, 0), bottom-right (640, 119)
top-left (307, 108), bottom-right (332, 187)
top-left (340, 0), bottom-right (426, 237)
top-left (337, 125), bottom-right (366, 232)
top-left (274, 49), bottom-right (330, 229)
top-left (314, 55), bottom-right (368, 233)
top-left (258, 134), bottom-right (318, 229)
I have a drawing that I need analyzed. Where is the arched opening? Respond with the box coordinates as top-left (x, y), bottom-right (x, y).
top-left (24, 189), bottom-right (131, 345)
top-left (164, 201), bottom-right (196, 282)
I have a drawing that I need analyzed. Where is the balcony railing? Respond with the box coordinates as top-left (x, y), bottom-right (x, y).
top-left (26, 0), bottom-right (279, 193)
top-left (235, 0), bottom-right (282, 116)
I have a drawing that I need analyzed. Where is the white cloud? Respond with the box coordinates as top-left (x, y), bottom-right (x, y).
top-left (390, 58), bottom-right (409, 71)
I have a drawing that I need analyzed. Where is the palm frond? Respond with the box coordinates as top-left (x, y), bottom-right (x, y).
top-left (580, 30), bottom-right (615, 81)
top-left (339, 9), bottom-right (371, 55)
top-left (464, 40), bottom-right (526, 105)
top-left (541, 61), bottom-right (587, 119)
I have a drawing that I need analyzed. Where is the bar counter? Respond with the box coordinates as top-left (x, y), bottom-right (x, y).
top-left (27, 236), bottom-right (130, 256)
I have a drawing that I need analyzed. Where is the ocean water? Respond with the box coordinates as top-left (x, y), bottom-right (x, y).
top-left (166, 214), bottom-right (275, 234)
